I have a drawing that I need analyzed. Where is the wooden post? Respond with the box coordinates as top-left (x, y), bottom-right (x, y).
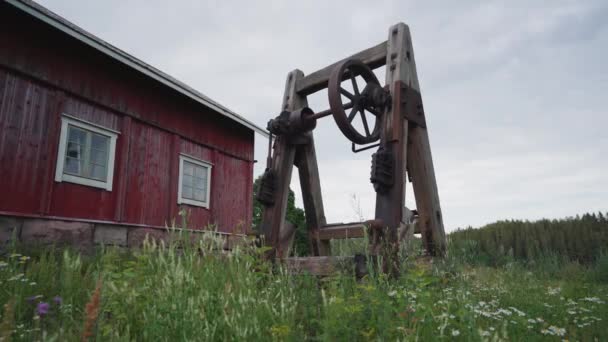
top-left (260, 70), bottom-right (304, 258)
top-left (395, 24), bottom-right (446, 256)
top-left (371, 23), bottom-right (411, 272)
top-left (296, 140), bottom-right (330, 256)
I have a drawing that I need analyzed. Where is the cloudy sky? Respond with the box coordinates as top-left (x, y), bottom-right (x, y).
top-left (39, 0), bottom-right (608, 232)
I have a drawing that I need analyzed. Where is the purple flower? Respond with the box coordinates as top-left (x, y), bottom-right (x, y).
top-left (36, 302), bottom-right (50, 316)
top-left (53, 296), bottom-right (62, 306)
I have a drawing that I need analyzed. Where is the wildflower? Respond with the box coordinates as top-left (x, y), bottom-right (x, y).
top-left (479, 330), bottom-right (490, 337)
top-left (509, 306), bottom-right (526, 316)
top-left (547, 287), bottom-right (561, 295)
top-left (53, 296), bottom-right (62, 306)
top-left (547, 326), bottom-right (566, 336)
top-left (0, 261), bottom-right (8, 268)
top-left (451, 329), bottom-right (460, 336)
top-left (581, 297), bottom-right (605, 304)
top-left (527, 318), bottom-right (536, 324)
top-left (388, 290), bottom-right (397, 297)
top-left (82, 280), bottom-right (102, 341)
top-left (36, 302), bottom-right (50, 316)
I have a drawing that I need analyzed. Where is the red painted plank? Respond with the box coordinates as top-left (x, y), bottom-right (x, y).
top-left (0, 70), bottom-right (53, 213)
top-left (0, 5), bottom-right (256, 234)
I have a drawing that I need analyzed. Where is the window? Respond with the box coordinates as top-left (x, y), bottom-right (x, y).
top-left (178, 154), bottom-right (212, 208)
top-left (55, 115), bottom-right (118, 190)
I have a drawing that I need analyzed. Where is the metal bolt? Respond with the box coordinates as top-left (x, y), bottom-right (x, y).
top-left (390, 52), bottom-right (397, 60)
top-left (392, 28), bottom-right (398, 35)
top-left (390, 64), bottom-right (396, 71)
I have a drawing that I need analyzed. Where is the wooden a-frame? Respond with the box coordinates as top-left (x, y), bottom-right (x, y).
top-left (260, 23), bottom-right (446, 270)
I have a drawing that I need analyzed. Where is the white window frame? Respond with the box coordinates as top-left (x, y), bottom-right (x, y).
top-left (54, 114), bottom-right (119, 191)
top-left (178, 154), bottom-right (212, 208)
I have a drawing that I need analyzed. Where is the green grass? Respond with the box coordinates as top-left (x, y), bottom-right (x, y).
top-left (0, 232), bottom-right (606, 341)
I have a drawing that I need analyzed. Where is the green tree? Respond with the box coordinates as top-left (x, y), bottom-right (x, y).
top-left (252, 176), bottom-right (310, 256)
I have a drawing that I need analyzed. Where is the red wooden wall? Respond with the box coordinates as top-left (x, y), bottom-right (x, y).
top-left (0, 3), bottom-right (254, 232)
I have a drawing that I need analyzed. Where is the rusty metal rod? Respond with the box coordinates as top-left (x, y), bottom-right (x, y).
top-left (310, 101), bottom-right (354, 120)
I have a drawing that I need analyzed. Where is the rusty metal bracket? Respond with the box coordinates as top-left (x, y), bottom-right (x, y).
top-left (399, 82), bottom-right (426, 128)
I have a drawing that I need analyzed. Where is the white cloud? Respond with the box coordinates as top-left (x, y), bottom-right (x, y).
top-left (39, 0), bottom-right (608, 231)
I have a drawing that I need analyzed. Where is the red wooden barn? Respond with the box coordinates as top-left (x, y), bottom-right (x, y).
top-left (0, 0), bottom-right (267, 248)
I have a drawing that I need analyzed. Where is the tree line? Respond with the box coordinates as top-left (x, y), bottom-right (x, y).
top-left (448, 212), bottom-right (608, 265)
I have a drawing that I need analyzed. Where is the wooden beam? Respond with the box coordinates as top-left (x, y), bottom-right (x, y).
top-left (372, 24), bottom-right (411, 260)
top-left (296, 140), bottom-right (330, 255)
top-left (315, 220), bottom-right (384, 240)
top-left (295, 41), bottom-right (387, 96)
top-left (284, 255), bottom-right (370, 277)
top-left (260, 71), bottom-right (303, 258)
top-left (397, 24), bottom-right (446, 256)
top-left (317, 223), bottom-right (365, 240)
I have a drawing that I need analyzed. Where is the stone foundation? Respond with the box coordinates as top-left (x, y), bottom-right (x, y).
top-left (0, 215), bottom-right (249, 251)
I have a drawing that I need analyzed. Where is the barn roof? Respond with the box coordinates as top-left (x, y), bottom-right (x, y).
top-left (6, 0), bottom-right (269, 137)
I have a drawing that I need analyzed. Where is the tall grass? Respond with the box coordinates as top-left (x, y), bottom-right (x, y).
top-left (0, 226), bottom-right (607, 341)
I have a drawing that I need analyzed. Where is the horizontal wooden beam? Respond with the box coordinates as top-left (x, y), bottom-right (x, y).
top-left (315, 219), bottom-right (384, 240)
top-left (284, 255), bottom-right (371, 276)
top-left (295, 41), bottom-right (388, 96)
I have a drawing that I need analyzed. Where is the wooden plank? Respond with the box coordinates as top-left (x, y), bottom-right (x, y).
top-left (260, 70), bottom-right (302, 258)
top-left (40, 90), bottom-right (65, 214)
top-left (296, 140), bottom-right (330, 255)
top-left (372, 24), bottom-right (410, 260)
top-left (295, 41), bottom-right (387, 96)
top-left (278, 221), bottom-right (297, 256)
top-left (114, 116), bottom-right (132, 222)
top-left (407, 126), bottom-right (446, 255)
top-left (316, 219), bottom-right (384, 240)
top-left (166, 133), bottom-right (180, 224)
top-left (317, 223), bottom-right (365, 240)
top-left (284, 255), bottom-right (369, 277)
top-left (397, 24), bottom-right (446, 256)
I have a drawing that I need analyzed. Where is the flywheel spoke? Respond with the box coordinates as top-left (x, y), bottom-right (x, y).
top-left (340, 88), bottom-right (354, 100)
top-left (360, 109), bottom-right (371, 136)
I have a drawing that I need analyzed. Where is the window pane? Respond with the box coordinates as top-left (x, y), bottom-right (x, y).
top-left (91, 164), bottom-right (107, 181)
top-left (66, 142), bottom-right (83, 159)
top-left (182, 185), bottom-right (193, 199)
top-left (194, 165), bottom-right (206, 178)
top-left (193, 189), bottom-right (205, 202)
top-left (193, 176), bottom-right (205, 190)
top-left (64, 157), bottom-right (83, 175)
top-left (91, 148), bottom-right (108, 166)
top-left (182, 174), bottom-right (193, 187)
top-left (183, 162), bottom-right (194, 176)
top-left (91, 133), bottom-right (109, 151)
top-left (68, 126), bottom-right (86, 145)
